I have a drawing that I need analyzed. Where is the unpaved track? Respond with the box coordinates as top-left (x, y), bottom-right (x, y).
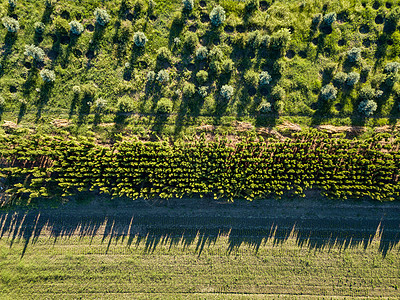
top-left (1, 196), bottom-right (400, 256)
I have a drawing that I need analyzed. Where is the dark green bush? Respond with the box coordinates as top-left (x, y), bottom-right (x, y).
top-left (34, 22), bottom-right (45, 35)
top-left (117, 96), bottom-right (135, 113)
top-left (359, 86), bottom-right (376, 100)
top-left (271, 85), bottom-right (285, 101)
top-left (245, 0), bottom-right (259, 14)
top-left (333, 72), bottom-right (347, 87)
top-left (157, 47), bottom-right (171, 62)
top-left (210, 6), bottom-right (226, 27)
top-left (133, 32), bottom-right (148, 47)
top-left (196, 70), bottom-right (208, 84)
top-left (95, 8), bottom-right (111, 26)
top-left (182, 83), bottom-right (196, 98)
top-left (222, 59), bottom-right (234, 74)
top-left (156, 97), bottom-right (173, 114)
top-left (358, 100), bottom-right (377, 116)
top-left (2, 16), bottom-right (19, 33)
top-left (244, 70), bottom-right (259, 87)
top-left (53, 17), bottom-right (70, 35)
top-left (183, 32), bottom-right (199, 53)
top-left (320, 84), bottom-right (337, 101)
top-left (270, 28), bottom-right (291, 54)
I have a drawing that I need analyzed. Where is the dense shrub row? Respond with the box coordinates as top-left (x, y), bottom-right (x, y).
top-left (1, 132), bottom-right (399, 205)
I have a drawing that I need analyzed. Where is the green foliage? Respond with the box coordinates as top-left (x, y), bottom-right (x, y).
top-left (195, 46), bottom-right (208, 61)
top-left (117, 21), bottom-right (133, 43)
top-left (220, 85), bottom-right (234, 100)
top-left (53, 17), bottom-right (69, 35)
top-left (147, 71), bottom-right (156, 83)
top-left (244, 70), bottom-right (259, 87)
top-left (45, 0), bottom-right (56, 8)
top-left (156, 97), bottom-right (173, 114)
top-left (94, 98), bottom-right (108, 112)
top-left (40, 69), bottom-right (56, 83)
top-left (221, 59), bottom-right (234, 74)
top-left (133, 31), bottom-right (148, 47)
top-left (8, 0), bottom-right (17, 8)
top-left (117, 96), bottom-right (135, 113)
top-left (245, 0), bottom-right (259, 15)
top-left (312, 13), bottom-right (322, 26)
top-left (94, 8), bottom-right (111, 26)
top-left (156, 70), bottom-right (169, 83)
top-left (271, 85), bottom-right (285, 101)
top-left (321, 84), bottom-right (337, 101)
top-left (347, 47), bottom-right (362, 63)
top-left (34, 22), bottom-right (45, 35)
top-left (259, 71), bottom-right (272, 86)
top-left (270, 28), bottom-right (291, 54)
top-left (182, 0), bottom-right (194, 11)
top-left (24, 44), bottom-right (45, 62)
top-left (333, 72), bottom-right (347, 87)
top-left (346, 72), bottom-right (360, 87)
top-left (196, 70), bottom-right (208, 84)
top-left (72, 85), bottom-right (81, 95)
top-left (208, 46), bottom-right (224, 62)
top-left (384, 62), bottom-right (400, 74)
top-left (210, 6), bottom-right (226, 27)
top-left (69, 21), bottom-right (84, 35)
top-left (322, 12), bottom-right (336, 27)
top-left (182, 83), bottom-right (196, 98)
top-left (359, 86), bottom-right (376, 100)
top-left (358, 100), bottom-right (377, 116)
top-left (157, 47), bottom-right (171, 62)
top-left (198, 86), bottom-right (208, 98)
top-left (183, 32), bottom-right (199, 53)
top-left (257, 101), bottom-right (272, 113)
top-left (2, 17), bottom-right (19, 33)
top-left (0, 96), bottom-right (5, 108)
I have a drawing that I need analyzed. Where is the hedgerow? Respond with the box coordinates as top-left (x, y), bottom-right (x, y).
top-left (1, 133), bottom-right (399, 205)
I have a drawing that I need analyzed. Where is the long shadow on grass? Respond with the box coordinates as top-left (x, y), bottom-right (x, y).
top-left (1, 195), bottom-right (399, 258)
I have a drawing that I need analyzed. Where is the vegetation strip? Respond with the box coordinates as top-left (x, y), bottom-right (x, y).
top-left (1, 131), bottom-right (399, 204)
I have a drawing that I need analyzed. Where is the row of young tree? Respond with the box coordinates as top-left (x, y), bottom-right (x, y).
top-left (1, 131), bottom-right (399, 206)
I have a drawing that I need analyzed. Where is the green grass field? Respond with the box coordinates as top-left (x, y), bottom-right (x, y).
top-left (1, 233), bottom-right (399, 299)
top-left (1, 197), bottom-right (399, 299)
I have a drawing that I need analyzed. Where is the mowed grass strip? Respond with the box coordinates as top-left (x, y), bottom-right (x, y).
top-left (0, 234), bottom-right (399, 299)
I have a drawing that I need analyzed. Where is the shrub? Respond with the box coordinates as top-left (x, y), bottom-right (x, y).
top-left (157, 47), bottom-right (171, 62)
top-left (244, 70), bottom-right (259, 87)
top-left (322, 12), bottom-right (336, 27)
top-left (182, 0), bottom-right (194, 11)
top-left (347, 47), bottom-right (362, 63)
top-left (40, 69), bottom-right (56, 83)
top-left (183, 32), bottom-right (198, 53)
top-left (346, 72), bottom-right (360, 86)
top-left (358, 100), bottom-right (377, 116)
top-left (156, 97), bottom-right (173, 114)
top-left (118, 21), bottom-right (133, 43)
top-left (270, 28), bottom-right (291, 53)
top-left (259, 34), bottom-right (271, 47)
top-left (81, 83), bottom-right (97, 97)
top-left (222, 59), bottom-right (234, 74)
top-left (275, 100), bottom-right (285, 113)
top-left (361, 65), bottom-right (371, 79)
top-left (245, 0), bottom-right (259, 14)
top-left (173, 37), bottom-right (181, 47)
top-left (196, 46), bottom-right (208, 60)
top-left (257, 101), bottom-right (272, 113)
top-left (333, 72), bottom-right (347, 86)
top-left (24, 44), bottom-right (46, 62)
top-left (220, 85), bottom-right (234, 100)
top-left (53, 17), bottom-right (69, 35)
top-left (2, 17), bottom-right (19, 33)
top-left (94, 8), bottom-right (110, 26)
top-left (246, 31), bottom-right (261, 49)
top-left (0, 96), bottom-right (5, 108)
top-left (210, 6), bottom-right (226, 27)
top-left (134, 0), bottom-right (146, 15)
top-left (359, 86), bottom-right (376, 100)
top-left (147, 71), bottom-right (156, 82)
top-left (156, 70), bottom-right (169, 83)
top-left (385, 73), bottom-right (399, 87)
top-left (209, 60), bottom-right (221, 74)
top-left (45, 0), bottom-right (56, 8)
top-left (69, 21), bottom-right (84, 35)
top-left (117, 96), bottom-right (135, 113)
top-left (72, 85), bottom-right (81, 95)
top-left (182, 83), bottom-right (196, 98)
top-left (208, 46), bottom-right (224, 62)
top-left (198, 86), bottom-right (208, 98)
top-left (259, 71), bottom-right (272, 86)
top-left (384, 62), bottom-right (400, 73)
top-left (320, 84), bottom-right (337, 101)
top-left (271, 85), bottom-right (285, 101)
top-left (8, 0), bottom-right (17, 9)
top-left (196, 70), bottom-right (208, 84)
top-left (34, 22), bottom-right (45, 35)
top-left (94, 98), bottom-right (107, 111)
top-left (312, 13), bottom-right (322, 26)
top-left (133, 32), bottom-right (148, 47)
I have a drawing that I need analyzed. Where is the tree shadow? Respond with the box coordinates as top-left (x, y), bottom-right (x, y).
top-left (168, 13), bottom-right (185, 48)
top-left (35, 83), bottom-right (53, 122)
top-left (1, 196), bottom-right (399, 258)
